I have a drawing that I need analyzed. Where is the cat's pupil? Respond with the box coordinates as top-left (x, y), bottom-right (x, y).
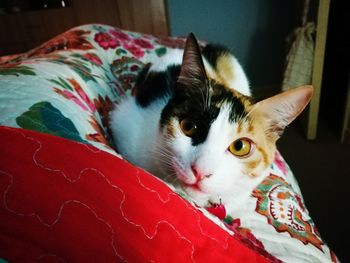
top-left (184, 122), bottom-right (195, 131)
top-left (234, 140), bottom-right (243, 151)
top-left (180, 118), bottom-right (198, 137)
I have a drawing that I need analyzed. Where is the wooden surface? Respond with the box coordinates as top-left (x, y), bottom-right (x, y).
top-left (305, 0), bottom-right (331, 139)
top-left (0, 0), bottom-right (169, 56)
top-left (70, 0), bottom-right (122, 27)
top-left (115, 0), bottom-right (169, 36)
top-left (0, 8), bottom-right (76, 56)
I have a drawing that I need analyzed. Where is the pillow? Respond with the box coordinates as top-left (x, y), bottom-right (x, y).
top-left (0, 24), bottom-right (338, 262)
top-left (0, 24), bottom-right (186, 154)
top-left (0, 126), bottom-right (272, 262)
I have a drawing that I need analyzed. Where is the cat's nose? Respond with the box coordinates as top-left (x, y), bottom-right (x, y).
top-left (191, 164), bottom-right (212, 180)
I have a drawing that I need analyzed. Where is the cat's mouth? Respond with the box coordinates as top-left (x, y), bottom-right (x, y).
top-left (171, 158), bottom-right (201, 190)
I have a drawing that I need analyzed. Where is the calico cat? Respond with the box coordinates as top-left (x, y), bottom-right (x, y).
top-left (109, 33), bottom-right (313, 214)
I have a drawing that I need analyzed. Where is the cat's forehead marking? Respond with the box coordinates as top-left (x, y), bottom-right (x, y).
top-left (209, 80), bottom-right (251, 123)
top-left (236, 121), bottom-right (243, 134)
top-left (236, 118), bottom-right (255, 136)
top-left (248, 120), bottom-right (255, 133)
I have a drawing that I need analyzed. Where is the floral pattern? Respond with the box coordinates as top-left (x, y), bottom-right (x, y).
top-left (27, 29), bottom-right (94, 57)
top-left (110, 56), bottom-right (146, 93)
top-left (0, 24), bottom-right (337, 262)
top-left (253, 174), bottom-right (324, 250)
top-left (15, 101), bottom-right (86, 143)
top-left (52, 78), bottom-right (96, 113)
top-left (94, 28), bottom-right (154, 59)
top-left (0, 63), bottom-right (36, 76)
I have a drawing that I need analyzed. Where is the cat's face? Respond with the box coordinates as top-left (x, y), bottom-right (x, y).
top-left (159, 101), bottom-right (274, 206)
top-left (156, 34), bottom-right (313, 206)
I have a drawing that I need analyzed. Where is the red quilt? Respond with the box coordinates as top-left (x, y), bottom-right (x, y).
top-left (0, 126), bottom-right (270, 262)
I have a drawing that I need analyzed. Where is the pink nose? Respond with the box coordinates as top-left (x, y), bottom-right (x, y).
top-left (191, 164), bottom-right (211, 180)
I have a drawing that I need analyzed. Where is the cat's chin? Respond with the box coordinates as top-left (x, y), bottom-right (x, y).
top-left (181, 187), bottom-right (215, 207)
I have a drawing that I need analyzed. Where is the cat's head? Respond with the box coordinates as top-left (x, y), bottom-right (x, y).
top-left (157, 33), bottom-right (313, 206)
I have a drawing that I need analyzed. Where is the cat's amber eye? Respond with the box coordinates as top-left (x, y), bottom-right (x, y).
top-left (228, 138), bottom-right (253, 157)
top-left (180, 118), bottom-right (198, 137)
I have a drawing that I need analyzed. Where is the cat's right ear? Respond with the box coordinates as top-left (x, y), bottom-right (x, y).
top-left (250, 85), bottom-right (313, 139)
top-left (178, 33), bottom-right (208, 87)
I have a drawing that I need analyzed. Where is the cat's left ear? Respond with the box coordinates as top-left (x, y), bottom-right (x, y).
top-left (251, 85), bottom-right (314, 138)
top-left (178, 33), bottom-right (208, 87)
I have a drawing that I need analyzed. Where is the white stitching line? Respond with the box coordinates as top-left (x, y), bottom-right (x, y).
top-left (7, 130), bottom-right (194, 261)
top-left (135, 170), bottom-right (232, 249)
top-left (1, 170), bottom-right (125, 262)
top-left (118, 185), bottom-right (196, 263)
top-left (1, 127), bottom-right (233, 260)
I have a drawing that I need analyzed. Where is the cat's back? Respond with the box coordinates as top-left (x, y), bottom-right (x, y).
top-left (202, 44), bottom-right (250, 96)
top-left (143, 44), bottom-right (250, 97)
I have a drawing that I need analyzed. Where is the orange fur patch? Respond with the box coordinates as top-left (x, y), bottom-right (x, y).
top-left (166, 120), bottom-right (176, 138)
top-left (246, 159), bottom-right (261, 170)
top-left (256, 145), bottom-right (269, 167)
top-left (216, 54), bottom-right (235, 88)
top-left (247, 120), bottom-right (254, 133)
top-left (236, 121), bottom-right (243, 134)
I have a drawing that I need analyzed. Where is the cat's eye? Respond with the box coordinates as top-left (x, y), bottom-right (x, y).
top-left (180, 118), bottom-right (198, 137)
top-left (228, 138), bottom-right (253, 157)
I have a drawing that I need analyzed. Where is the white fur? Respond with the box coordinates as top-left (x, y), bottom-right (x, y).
top-left (110, 48), bottom-right (259, 215)
top-left (163, 105), bottom-right (267, 212)
top-left (110, 96), bottom-right (267, 215)
top-left (149, 49), bottom-right (184, 72)
top-left (109, 95), bottom-right (169, 173)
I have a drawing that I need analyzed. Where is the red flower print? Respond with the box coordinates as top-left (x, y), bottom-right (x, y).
top-left (0, 61), bottom-right (21, 68)
top-left (86, 116), bottom-right (111, 147)
top-left (133, 38), bottom-right (154, 49)
top-left (28, 30), bottom-right (93, 57)
top-left (274, 151), bottom-right (287, 176)
top-left (93, 95), bottom-right (113, 130)
top-left (82, 53), bottom-right (103, 66)
top-left (53, 88), bottom-right (89, 111)
top-left (206, 203), bottom-right (226, 220)
top-left (123, 43), bottom-right (144, 58)
top-left (109, 29), bottom-right (131, 42)
top-left (130, 65), bottom-right (140, 71)
top-left (68, 78), bottom-right (96, 112)
top-left (94, 32), bottom-right (120, 50)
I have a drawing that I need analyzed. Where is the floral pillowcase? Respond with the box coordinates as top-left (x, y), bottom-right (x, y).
top-left (0, 24), bottom-right (337, 262)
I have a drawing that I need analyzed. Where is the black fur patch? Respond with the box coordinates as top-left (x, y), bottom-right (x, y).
top-left (135, 38), bottom-right (248, 146)
top-left (210, 82), bottom-right (247, 123)
top-left (135, 65), bottom-right (181, 107)
top-left (202, 44), bottom-right (231, 70)
top-left (161, 80), bottom-right (248, 146)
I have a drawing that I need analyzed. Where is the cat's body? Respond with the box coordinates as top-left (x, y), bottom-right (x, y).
top-left (110, 34), bottom-right (313, 215)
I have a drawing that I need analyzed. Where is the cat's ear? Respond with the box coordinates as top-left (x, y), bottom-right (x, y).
top-left (251, 85), bottom-right (313, 139)
top-left (178, 33), bottom-right (208, 87)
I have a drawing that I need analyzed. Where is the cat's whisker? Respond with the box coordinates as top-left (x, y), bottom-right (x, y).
top-left (205, 82), bottom-right (211, 110)
top-left (163, 172), bottom-right (177, 182)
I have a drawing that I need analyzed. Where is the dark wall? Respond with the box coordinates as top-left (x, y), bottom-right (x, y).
top-left (167, 0), bottom-right (302, 97)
